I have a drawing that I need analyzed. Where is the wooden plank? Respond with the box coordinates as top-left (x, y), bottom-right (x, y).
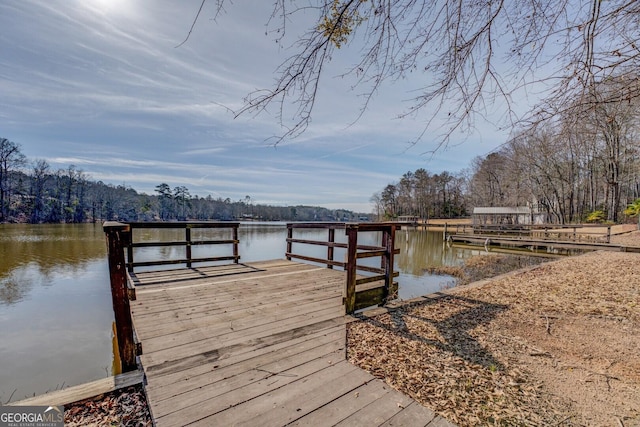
top-left (133, 270), bottom-right (342, 309)
top-left (8, 371), bottom-right (143, 407)
top-left (379, 401), bottom-right (437, 426)
top-left (145, 325), bottom-right (346, 400)
top-left (136, 288), bottom-right (342, 336)
top-left (188, 360), bottom-right (369, 427)
top-left (287, 237), bottom-right (348, 249)
top-left (140, 301), bottom-right (344, 354)
top-left (130, 263), bottom-right (285, 287)
top-left (151, 341), bottom-right (345, 418)
top-left (426, 415), bottom-right (459, 427)
top-left (135, 265), bottom-right (329, 294)
top-left (131, 239), bottom-right (238, 247)
top-left (131, 284), bottom-right (341, 325)
top-left (129, 264), bottom-right (258, 286)
top-left (130, 263), bottom-right (251, 279)
top-left (132, 282), bottom-right (342, 327)
top-left (345, 225), bottom-right (358, 313)
top-left (155, 351), bottom-right (348, 426)
top-left (355, 286), bottom-right (386, 310)
top-left (131, 255), bottom-right (238, 268)
top-left (333, 383), bottom-right (415, 426)
top-left (133, 294), bottom-right (344, 342)
top-left (142, 316), bottom-right (349, 377)
top-left (128, 221), bottom-right (240, 229)
top-left (134, 291), bottom-right (343, 340)
top-left (131, 278), bottom-right (343, 324)
top-left (286, 252), bottom-right (346, 268)
top-left (131, 271), bottom-right (343, 316)
top-left (140, 305), bottom-right (346, 370)
top-left (133, 267), bottom-right (330, 297)
top-left (134, 273), bottom-right (341, 310)
top-left (290, 377), bottom-right (392, 426)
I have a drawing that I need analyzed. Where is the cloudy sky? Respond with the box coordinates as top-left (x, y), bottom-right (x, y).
top-left (1, 1), bottom-right (515, 212)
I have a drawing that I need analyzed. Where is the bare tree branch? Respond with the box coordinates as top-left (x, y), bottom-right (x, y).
top-left (199, 0), bottom-right (640, 147)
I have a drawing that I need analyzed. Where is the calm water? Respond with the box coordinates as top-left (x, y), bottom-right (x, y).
top-left (0, 223), bottom-right (473, 402)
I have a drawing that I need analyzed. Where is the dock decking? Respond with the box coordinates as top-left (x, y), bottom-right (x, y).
top-left (130, 260), bottom-right (453, 426)
top-left (446, 233), bottom-right (640, 253)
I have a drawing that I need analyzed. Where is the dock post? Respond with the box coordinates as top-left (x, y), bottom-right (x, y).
top-left (233, 225), bottom-right (239, 263)
top-left (345, 224), bottom-right (359, 314)
top-left (443, 222), bottom-right (448, 241)
top-left (327, 228), bottom-right (335, 269)
top-left (185, 226), bottom-right (192, 268)
top-left (381, 225), bottom-right (396, 302)
top-left (103, 221), bottom-right (137, 372)
top-left (607, 225), bottom-right (611, 243)
top-left (286, 226), bottom-right (293, 261)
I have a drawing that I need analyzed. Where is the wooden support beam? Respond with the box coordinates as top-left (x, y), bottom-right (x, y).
top-left (103, 221), bottom-right (137, 372)
top-left (186, 227), bottom-right (192, 268)
top-left (382, 225), bottom-right (396, 302)
top-left (327, 228), bottom-right (335, 269)
top-left (286, 227), bottom-right (293, 261)
top-left (233, 226), bottom-right (239, 263)
top-left (8, 371), bottom-right (144, 407)
top-left (344, 224), bottom-right (359, 314)
top-left (354, 286), bottom-right (385, 311)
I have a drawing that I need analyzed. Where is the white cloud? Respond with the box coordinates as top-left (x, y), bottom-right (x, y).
top-left (1, 0), bottom-right (512, 213)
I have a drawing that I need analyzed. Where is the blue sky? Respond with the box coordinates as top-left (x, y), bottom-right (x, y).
top-left (1, 1), bottom-right (515, 212)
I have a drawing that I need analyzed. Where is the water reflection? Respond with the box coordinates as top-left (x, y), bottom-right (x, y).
top-left (395, 228), bottom-right (472, 299)
top-left (0, 224), bottom-right (113, 403)
top-left (0, 224), bottom-right (106, 305)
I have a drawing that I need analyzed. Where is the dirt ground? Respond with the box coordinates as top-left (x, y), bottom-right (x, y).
top-left (348, 251), bottom-right (640, 426)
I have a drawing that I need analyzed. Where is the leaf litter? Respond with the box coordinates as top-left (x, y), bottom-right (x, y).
top-left (348, 251), bottom-right (640, 426)
top-left (64, 384), bottom-right (151, 427)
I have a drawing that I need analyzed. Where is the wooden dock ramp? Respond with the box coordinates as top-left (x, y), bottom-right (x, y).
top-left (130, 260), bottom-right (454, 426)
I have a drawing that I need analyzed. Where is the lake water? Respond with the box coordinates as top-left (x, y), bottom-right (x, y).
top-left (0, 222), bottom-right (474, 403)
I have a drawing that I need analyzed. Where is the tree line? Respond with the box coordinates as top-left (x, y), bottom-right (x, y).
top-left (370, 170), bottom-right (468, 221)
top-left (0, 138), bottom-right (365, 224)
top-left (373, 76), bottom-right (640, 224)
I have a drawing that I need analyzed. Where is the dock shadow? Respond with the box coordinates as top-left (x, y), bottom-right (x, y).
top-left (128, 263), bottom-right (265, 286)
top-left (354, 293), bottom-right (509, 371)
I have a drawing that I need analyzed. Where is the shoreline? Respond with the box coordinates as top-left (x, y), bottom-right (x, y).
top-left (348, 250), bottom-right (640, 426)
top-left (8, 231), bottom-right (639, 425)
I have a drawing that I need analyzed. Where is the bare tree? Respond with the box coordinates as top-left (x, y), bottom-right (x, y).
top-left (369, 191), bottom-right (383, 220)
top-left (29, 159), bottom-right (50, 223)
top-left (0, 138), bottom-right (26, 221)
top-left (193, 1), bottom-right (640, 145)
top-left (583, 75), bottom-right (640, 221)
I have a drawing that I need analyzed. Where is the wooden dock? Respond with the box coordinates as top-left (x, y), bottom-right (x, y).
top-left (129, 260), bottom-right (454, 426)
top-left (446, 233), bottom-right (640, 254)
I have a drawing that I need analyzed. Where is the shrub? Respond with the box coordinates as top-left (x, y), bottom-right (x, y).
top-left (585, 210), bottom-right (606, 223)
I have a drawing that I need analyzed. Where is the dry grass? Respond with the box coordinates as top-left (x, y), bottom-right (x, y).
top-left (425, 253), bottom-right (549, 286)
top-left (610, 229), bottom-right (640, 247)
top-left (348, 251), bottom-right (640, 426)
